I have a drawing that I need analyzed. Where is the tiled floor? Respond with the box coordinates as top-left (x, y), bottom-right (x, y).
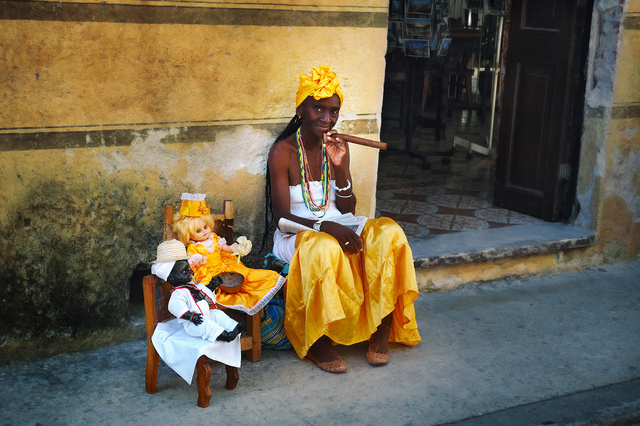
top-left (375, 90), bottom-right (544, 238)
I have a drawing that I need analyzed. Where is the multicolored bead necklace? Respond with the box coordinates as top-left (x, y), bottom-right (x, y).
top-left (296, 128), bottom-right (330, 216)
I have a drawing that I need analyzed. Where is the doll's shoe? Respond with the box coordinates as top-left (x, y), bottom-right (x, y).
top-left (367, 350), bottom-right (389, 366)
top-left (216, 331), bottom-right (231, 342)
top-left (228, 322), bottom-right (245, 340)
top-left (217, 322), bottom-right (246, 342)
top-left (307, 352), bottom-right (347, 374)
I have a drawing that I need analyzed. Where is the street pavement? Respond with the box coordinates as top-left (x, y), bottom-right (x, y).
top-left (1, 261), bottom-right (639, 425)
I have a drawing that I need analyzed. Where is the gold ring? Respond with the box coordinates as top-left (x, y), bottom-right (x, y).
top-left (344, 241), bottom-right (350, 245)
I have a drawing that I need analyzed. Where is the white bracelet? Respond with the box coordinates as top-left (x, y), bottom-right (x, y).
top-left (335, 192), bottom-right (354, 198)
top-left (313, 220), bottom-right (323, 231)
top-left (334, 179), bottom-right (351, 192)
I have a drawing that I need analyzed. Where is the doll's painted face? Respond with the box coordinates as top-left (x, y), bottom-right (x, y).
top-left (191, 217), bottom-right (211, 242)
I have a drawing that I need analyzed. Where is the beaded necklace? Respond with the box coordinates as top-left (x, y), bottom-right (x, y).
top-left (296, 128), bottom-right (330, 217)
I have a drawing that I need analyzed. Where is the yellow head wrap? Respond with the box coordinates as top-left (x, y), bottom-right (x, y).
top-left (295, 65), bottom-right (344, 108)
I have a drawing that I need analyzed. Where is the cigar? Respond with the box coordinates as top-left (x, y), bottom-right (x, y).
top-left (334, 134), bottom-right (387, 150)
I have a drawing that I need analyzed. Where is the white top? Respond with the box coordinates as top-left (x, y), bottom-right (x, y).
top-left (272, 181), bottom-right (342, 263)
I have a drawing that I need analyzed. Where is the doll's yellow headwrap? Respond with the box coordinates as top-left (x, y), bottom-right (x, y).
top-left (179, 193), bottom-right (211, 216)
top-left (295, 65), bottom-right (343, 108)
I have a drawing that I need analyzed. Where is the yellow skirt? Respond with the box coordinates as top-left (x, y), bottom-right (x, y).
top-left (284, 217), bottom-right (421, 359)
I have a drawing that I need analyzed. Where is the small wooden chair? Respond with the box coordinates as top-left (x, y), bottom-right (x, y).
top-left (143, 201), bottom-right (261, 408)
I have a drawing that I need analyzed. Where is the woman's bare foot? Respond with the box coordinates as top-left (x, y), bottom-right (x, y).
top-left (307, 336), bottom-right (347, 373)
top-left (367, 315), bottom-right (391, 366)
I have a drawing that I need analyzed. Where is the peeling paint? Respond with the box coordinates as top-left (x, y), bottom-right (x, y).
top-left (597, 0), bottom-right (623, 13)
top-left (607, 147), bottom-right (640, 222)
top-left (575, 189), bottom-right (595, 228)
top-left (625, 125), bottom-right (639, 141)
top-left (95, 129), bottom-right (179, 175)
top-left (586, 5), bottom-right (623, 108)
top-left (183, 126), bottom-right (272, 184)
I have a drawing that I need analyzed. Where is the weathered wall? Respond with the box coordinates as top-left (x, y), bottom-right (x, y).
top-left (0, 0), bottom-right (387, 362)
top-left (576, 0), bottom-right (640, 261)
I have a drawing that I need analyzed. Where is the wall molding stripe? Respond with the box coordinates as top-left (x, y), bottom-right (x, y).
top-left (0, 113), bottom-right (380, 134)
top-left (625, 14), bottom-right (640, 30)
top-left (0, 118), bottom-right (380, 151)
top-left (0, 1), bottom-right (388, 27)
top-left (586, 104), bottom-right (640, 120)
top-left (0, 117), bottom-right (296, 134)
top-left (611, 104), bottom-right (640, 120)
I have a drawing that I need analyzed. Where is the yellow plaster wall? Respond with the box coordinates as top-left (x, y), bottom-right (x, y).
top-left (596, 5), bottom-right (640, 259)
top-left (576, 3), bottom-right (640, 262)
top-left (1, 6), bottom-right (388, 220)
top-left (613, 29), bottom-right (640, 105)
top-left (628, 0), bottom-right (640, 15)
top-left (0, 0), bottom-right (388, 360)
top-left (2, 21), bottom-right (385, 132)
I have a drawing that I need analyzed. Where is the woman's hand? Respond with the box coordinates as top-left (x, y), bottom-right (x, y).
top-left (319, 221), bottom-right (362, 255)
top-left (323, 130), bottom-right (348, 168)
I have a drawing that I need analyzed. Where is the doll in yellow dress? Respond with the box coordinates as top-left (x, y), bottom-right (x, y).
top-left (172, 193), bottom-right (286, 316)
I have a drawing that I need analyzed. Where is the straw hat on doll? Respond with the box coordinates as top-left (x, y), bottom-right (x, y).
top-left (152, 239), bottom-right (189, 263)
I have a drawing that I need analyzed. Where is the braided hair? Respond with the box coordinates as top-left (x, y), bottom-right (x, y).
top-left (261, 115), bottom-right (302, 250)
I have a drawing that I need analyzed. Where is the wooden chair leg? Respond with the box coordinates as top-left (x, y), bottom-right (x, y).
top-left (245, 313), bottom-right (261, 362)
top-left (145, 341), bottom-right (160, 394)
top-left (225, 365), bottom-right (239, 390)
top-left (196, 356), bottom-right (212, 408)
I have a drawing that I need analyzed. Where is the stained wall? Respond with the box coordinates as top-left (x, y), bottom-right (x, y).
top-left (0, 0), bottom-right (387, 362)
top-left (576, 0), bottom-right (640, 260)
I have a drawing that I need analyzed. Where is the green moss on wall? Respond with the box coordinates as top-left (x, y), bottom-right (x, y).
top-left (0, 177), bottom-right (160, 343)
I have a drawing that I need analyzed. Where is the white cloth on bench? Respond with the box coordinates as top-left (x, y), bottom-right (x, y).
top-left (152, 318), bottom-right (241, 384)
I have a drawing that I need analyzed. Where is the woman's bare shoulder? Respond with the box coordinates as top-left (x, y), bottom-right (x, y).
top-left (269, 135), bottom-right (297, 160)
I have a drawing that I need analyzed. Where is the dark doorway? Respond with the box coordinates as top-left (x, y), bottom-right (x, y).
top-left (376, 0), bottom-right (591, 237)
top-left (493, 0), bottom-right (592, 221)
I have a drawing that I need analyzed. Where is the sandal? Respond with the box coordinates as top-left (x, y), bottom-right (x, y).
top-left (366, 351), bottom-right (389, 366)
top-left (307, 352), bottom-right (347, 374)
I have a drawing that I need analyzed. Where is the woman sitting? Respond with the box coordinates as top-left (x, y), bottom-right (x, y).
top-left (265, 65), bottom-right (421, 373)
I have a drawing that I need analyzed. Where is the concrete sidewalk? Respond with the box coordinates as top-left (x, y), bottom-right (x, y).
top-left (2, 261), bottom-right (640, 425)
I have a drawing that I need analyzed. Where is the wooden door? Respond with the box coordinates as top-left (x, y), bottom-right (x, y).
top-left (493, 0), bottom-right (585, 221)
